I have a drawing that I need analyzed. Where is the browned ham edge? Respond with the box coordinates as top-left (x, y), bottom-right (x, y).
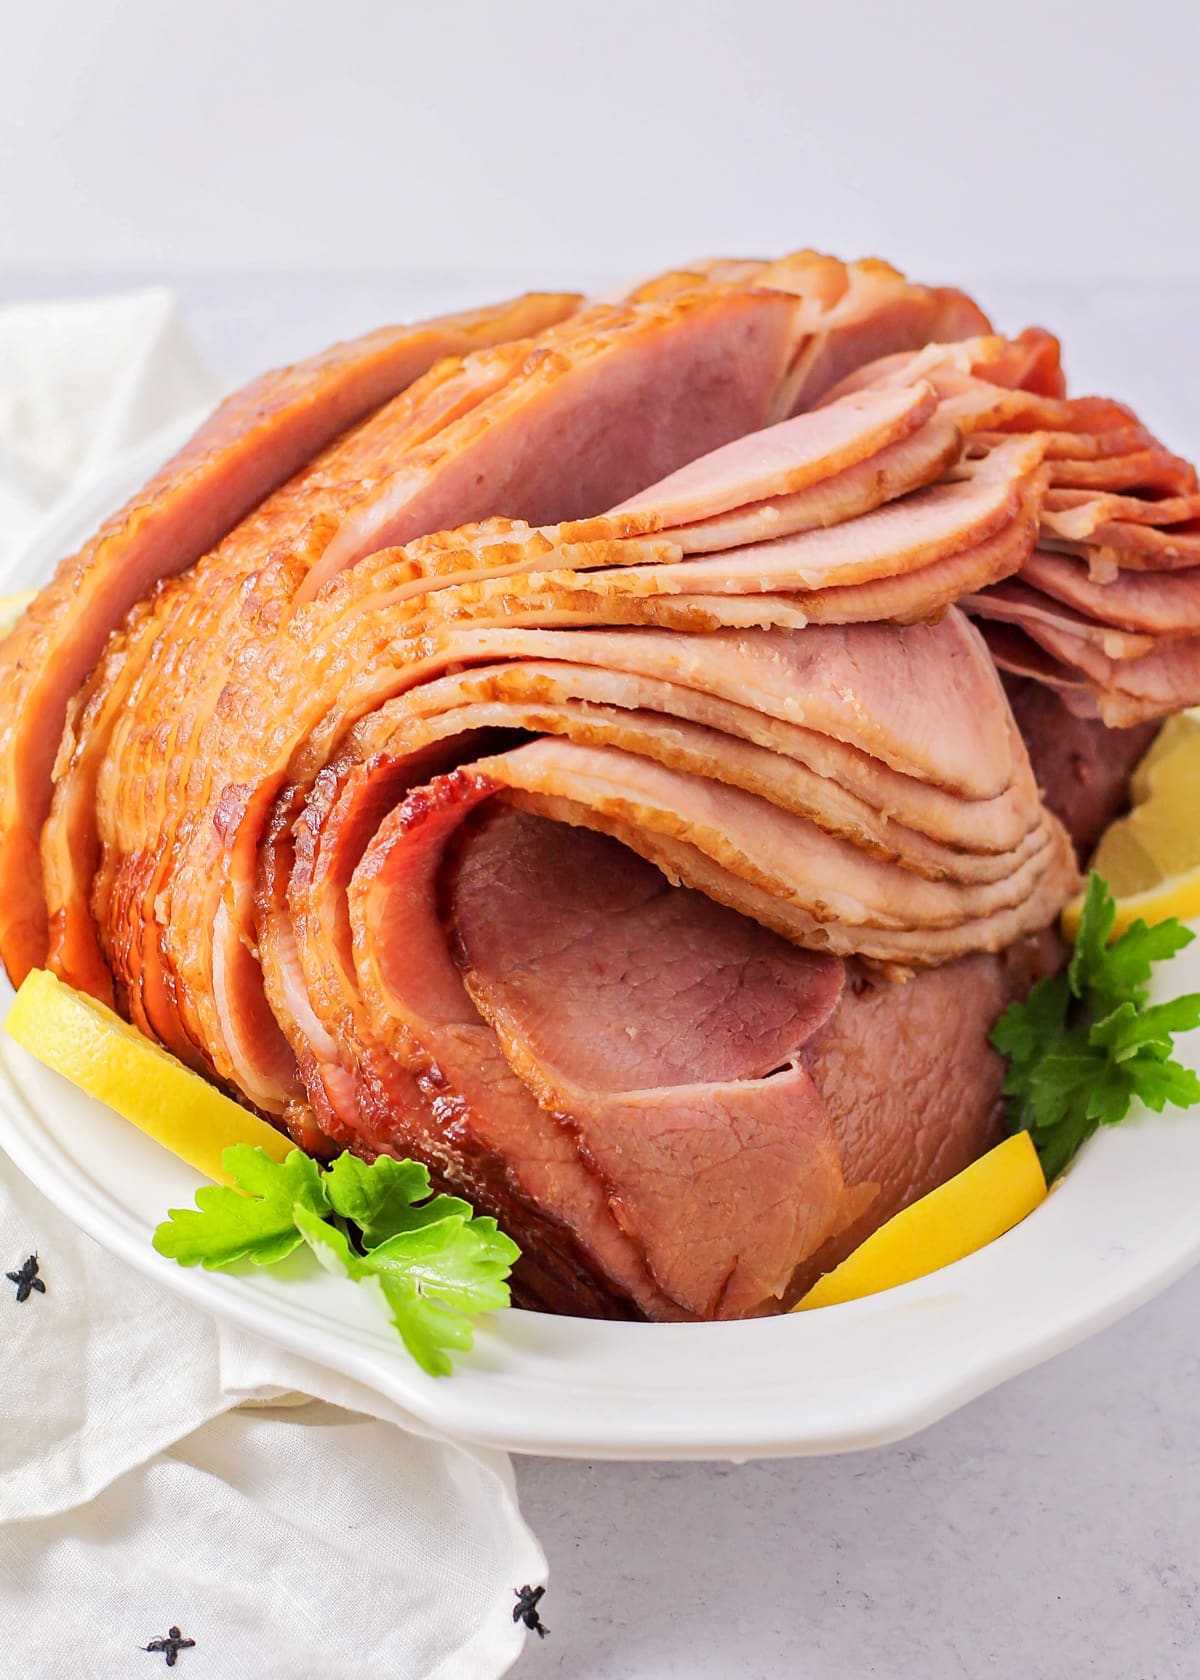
top-left (0, 291), bottom-right (580, 985)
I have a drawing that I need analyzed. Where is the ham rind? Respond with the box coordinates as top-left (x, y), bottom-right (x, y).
top-left (0, 291), bottom-right (579, 986)
top-left (448, 807), bottom-right (859, 1317)
top-left (295, 285), bottom-right (811, 600)
top-left (1023, 548), bottom-right (1200, 635)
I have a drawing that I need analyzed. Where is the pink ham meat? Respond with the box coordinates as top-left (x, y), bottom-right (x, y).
top-left (1000, 674), bottom-right (1159, 859)
top-left (344, 798), bottom-right (1052, 1317)
top-left (789, 930), bottom-right (1061, 1299)
top-left (753, 253), bottom-right (991, 413)
top-left (293, 285), bottom-right (809, 602)
top-left (447, 808), bottom-right (853, 1317)
top-left (231, 584), bottom-right (1073, 1316)
top-left (331, 415), bottom-right (1042, 635)
top-left (839, 330), bottom-right (1200, 723)
top-left (0, 290), bottom-right (580, 983)
top-left (143, 285), bottom-right (898, 1099)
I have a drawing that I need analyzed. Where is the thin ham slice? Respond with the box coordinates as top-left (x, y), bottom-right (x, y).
top-left (602, 382), bottom-right (940, 532)
top-left (378, 434), bottom-right (1039, 627)
top-left (59, 285), bottom-right (836, 1080)
top-left (658, 417), bottom-right (962, 553)
top-left (965, 579), bottom-right (1159, 661)
top-left (295, 285), bottom-right (810, 601)
top-left (1023, 548), bottom-right (1200, 635)
top-left (1043, 521), bottom-right (1200, 570)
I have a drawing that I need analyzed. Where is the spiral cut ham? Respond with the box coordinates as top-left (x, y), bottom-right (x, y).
top-left (0, 251), bottom-right (1100, 1318)
top-left (832, 332), bottom-right (1200, 728)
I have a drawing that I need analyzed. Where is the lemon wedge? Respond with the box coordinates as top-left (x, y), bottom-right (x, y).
top-left (0, 589), bottom-right (34, 637)
top-left (794, 1130), bottom-right (1046, 1310)
top-left (1063, 708), bottom-right (1200, 940)
top-left (5, 968), bottom-right (293, 1183)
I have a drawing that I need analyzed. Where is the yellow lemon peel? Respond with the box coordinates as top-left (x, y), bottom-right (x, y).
top-left (795, 1130), bottom-right (1046, 1310)
top-left (5, 969), bottom-right (292, 1184)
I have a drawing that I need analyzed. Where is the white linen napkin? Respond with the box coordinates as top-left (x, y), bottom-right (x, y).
top-left (0, 289), bottom-right (546, 1678)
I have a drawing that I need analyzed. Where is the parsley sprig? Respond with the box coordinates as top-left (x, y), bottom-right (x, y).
top-left (153, 1147), bottom-right (519, 1375)
top-left (991, 874), bottom-right (1200, 1182)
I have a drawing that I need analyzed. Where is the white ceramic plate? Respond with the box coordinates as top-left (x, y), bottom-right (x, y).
top-left (3, 440), bottom-right (1200, 1462)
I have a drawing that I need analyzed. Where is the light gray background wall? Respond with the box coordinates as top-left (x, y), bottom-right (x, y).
top-left (5, 0), bottom-right (1199, 288)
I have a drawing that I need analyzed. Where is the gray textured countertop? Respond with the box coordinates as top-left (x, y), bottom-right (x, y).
top-left (7, 267), bottom-right (1197, 1680)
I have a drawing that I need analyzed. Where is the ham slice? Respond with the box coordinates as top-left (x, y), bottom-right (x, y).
top-left (603, 383), bottom-right (941, 532)
top-left (42, 335), bottom-right (550, 1046)
top-left (1043, 521), bottom-right (1200, 570)
top-left (447, 807), bottom-right (856, 1316)
top-left (1023, 548), bottom-right (1200, 635)
top-left (758, 253), bottom-right (991, 413)
top-left (965, 579), bottom-right (1159, 661)
top-left (368, 431), bottom-right (1038, 632)
top-left (0, 290), bottom-right (578, 984)
top-left (294, 285), bottom-right (810, 601)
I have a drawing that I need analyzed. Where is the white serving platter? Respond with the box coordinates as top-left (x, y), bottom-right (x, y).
top-left (2, 432), bottom-right (1199, 1462)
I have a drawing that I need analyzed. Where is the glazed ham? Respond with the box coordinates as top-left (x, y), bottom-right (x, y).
top-left (11, 247), bottom-right (1171, 1320)
top-left (0, 292), bottom-right (581, 986)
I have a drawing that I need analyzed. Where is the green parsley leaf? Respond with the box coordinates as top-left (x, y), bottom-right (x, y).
top-left (292, 1201), bottom-right (519, 1376)
top-left (322, 1152), bottom-right (474, 1248)
top-left (991, 871), bottom-right (1200, 1182)
top-left (153, 1146), bottom-right (520, 1376)
top-left (153, 1146), bottom-right (329, 1268)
